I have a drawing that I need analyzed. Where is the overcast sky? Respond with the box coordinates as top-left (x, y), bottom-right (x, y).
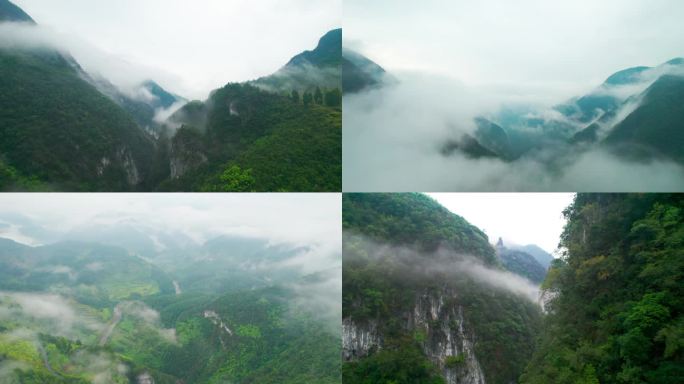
top-left (345, 0), bottom-right (684, 100)
top-left (428, 193), bottom-right (574, 254)
top-left (0, 193), bottom-right (341, 251)
top-left (13, 0), bottom-right (341, 99)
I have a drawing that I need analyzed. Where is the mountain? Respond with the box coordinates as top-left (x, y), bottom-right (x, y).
top-left (511, 244), bottom-right (554, 269)
top-left (495, 238), bottom-right (547, 284)
top-left (342, 48), bottom-right (387, 94)
top-left (521, 194), bottom-right (684, 383)
top-left (0, 1), bottom-right (341, 192)
top-left (0, 48), bottom-right (156, 191)
top-left (454, 58), bottom-right (684, 167)
top-left (0, 2), bottom-right (159, 191)
top-left (286, 28), bottom-right (342, 68)
top-left (603, 74), bottom-right (684, 163)
top-left (253, 28), bottom-right (341, 93)
top-left (0, 0), bottom-right (34, 23)
top-left (163, 30), bottom-right (342, 192)
top-left (343, 193), bottom-right (541, 384)
top-left (88, 75), bottom-right (184, 132)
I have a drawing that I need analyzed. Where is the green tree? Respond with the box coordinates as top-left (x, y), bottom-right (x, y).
top-left (314, 87), bottom-right (323, 104)
top-left (324, 88), bottom-right (341, 107)
top-left (217, 165), bottom-right (255, 192)
top-left (290, 90), bottom-right (300, 103)
top-left (303, 92), bottom-right (313, 106)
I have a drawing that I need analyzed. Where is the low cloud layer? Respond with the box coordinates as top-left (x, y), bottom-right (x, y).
top-left (0, 292), bottom-right (103, 337)
top-left (346, 236), bottom-right (541, 304)
top-left (343, 73), bottom-right (684, 192)
top-left (288, 266), bottom-right (342, 335)
top-left (13, 0), bottom-right (341, 100)
top-left (0, 22), bottom-right (185, 99)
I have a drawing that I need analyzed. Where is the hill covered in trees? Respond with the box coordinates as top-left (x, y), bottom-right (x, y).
top-left (343, 193), bottom-right (542, 384)
top-left (521, 194), bottom-right (684, 384)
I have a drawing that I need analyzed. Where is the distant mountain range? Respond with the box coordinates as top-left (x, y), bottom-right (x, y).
top-left (511, 243), bottom-right (554, 269)
top-left (346, 40), bottom-right (684, 166)
top-left (495, 238), bottom-right (548, 284)
top-left (449, 58), bottom-right (684, 165)
top-left (0, 0), bottom-right (341, 191)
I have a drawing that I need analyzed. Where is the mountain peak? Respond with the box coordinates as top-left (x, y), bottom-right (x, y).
top-left (285, 28), bottom-right (341, 69)
top-left (0, 0), bottom-right (35, 23)
top-left (665, 57), bottom-right (684, 66)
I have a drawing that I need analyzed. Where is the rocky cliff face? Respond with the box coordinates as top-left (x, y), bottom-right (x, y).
top-left (343, 288), bottom-right (486, 384)
top-left (342, 318), bottom-right (381, 360)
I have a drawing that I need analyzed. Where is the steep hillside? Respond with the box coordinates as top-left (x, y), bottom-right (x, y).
top-left (164, 59), bottom-right (341, 191)
top-left (0, 0), bottom-right (34, 23)
top-left (0, 2), bottom-right (159, 191)
top-left (343, 194), bottom-right (542, 384)
top-left (604, 75), bottom-right (684, 163)
top-left (0, 48), bottom-right (156, 191)
top-left (512, 244), bottom-right (554, 269)
top-left (253, 28), bottom-right (341, 93)
top-left (342, 48), bottom-right (387, 94)
top-left (521, 194), bottom-right (684, 384)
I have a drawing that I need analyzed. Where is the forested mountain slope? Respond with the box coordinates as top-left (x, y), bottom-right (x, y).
top-left (0, 47), bottom-right (156, 191)
top-left (343, 193), bottom-right (542, 384)
top-left (496, 239), bottom-right (547, 284)
top-left (521, 194), bottom-right (684, 384)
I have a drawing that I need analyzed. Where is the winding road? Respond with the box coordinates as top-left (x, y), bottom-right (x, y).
top-left (36, 342), bottom-right (60, 377)
top-left (98, 303), bottom-right (123, 346)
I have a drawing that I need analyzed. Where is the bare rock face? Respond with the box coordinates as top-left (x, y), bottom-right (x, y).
top-left (343, 288), bottom-right (486, 384)
top-left (342, 318), bottom-right (382, 360)
top-left (410, 290), bottom-right (485, 384)
top-left (169, 133), bottom-right (207, 179)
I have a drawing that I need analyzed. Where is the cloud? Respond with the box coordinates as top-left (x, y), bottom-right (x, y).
top-left (119, 301), bottom-right (178, 343)
top-left (13, 0), bottom-right (342, 100)
top-left (288, 266), bottom-right (342, 335)
top-left (0, 194), bottom-right (341, 255)
top-left (0, 22), bottom-right (185, 99)
top-left (343, 73), bottom-right (684, 192)
top-left (346, 235), bottom-right (546, 304)
top-left (0, 292), bottom-right (104, 336)
top-left (345, 0), bottom-right (684, 88)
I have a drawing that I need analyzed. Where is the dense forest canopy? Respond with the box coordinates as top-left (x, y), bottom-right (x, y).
top-left (521, 194), bottom-right (684, 384)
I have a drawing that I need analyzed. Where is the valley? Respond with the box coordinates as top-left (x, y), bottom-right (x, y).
top-left (0, 195), bottom-right (342, 384)
top-left (342, 193), bottom-right (684, 383)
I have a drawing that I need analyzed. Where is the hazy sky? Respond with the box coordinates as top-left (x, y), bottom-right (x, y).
top-left (0, 193), bottom-right (341, 251)
top-left (428, 193), bottom-right (575, 254)
top-left (345, 0), bottom-right (684, 99)
top-left (13, 0), bottom-right (341, 99)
